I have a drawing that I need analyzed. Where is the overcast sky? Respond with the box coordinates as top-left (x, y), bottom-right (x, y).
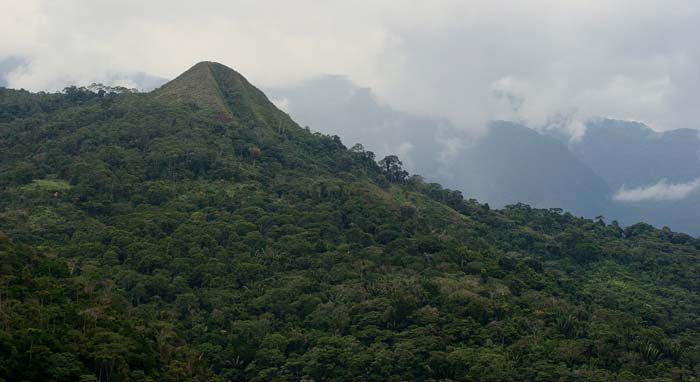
top-left (1, 1), bottom-right (698, 133)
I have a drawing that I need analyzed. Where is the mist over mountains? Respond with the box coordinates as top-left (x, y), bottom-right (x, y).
top-left (3, 61), bottom-right (700, 381)
top-left (569, 120), bottom-right (700, 235)
top-left (0, 55), bottom-right (168, 92)
top-left (0, 57), bottom-right (27, 87)
top-left (4, 61), bottom-right (698, 234)
top-left (3, 1), bottom-right (700, 380)
top-left (269, 76), bottom-right (700, 235)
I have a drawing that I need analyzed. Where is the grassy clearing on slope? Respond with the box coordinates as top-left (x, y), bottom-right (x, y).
top-left (21, 179), bottom-right (71, 192)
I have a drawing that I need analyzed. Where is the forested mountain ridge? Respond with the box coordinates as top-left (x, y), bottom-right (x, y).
top-left (270, 77), bottom-right (700, 235)
top-left (2, 62), bottom-right (700, 382)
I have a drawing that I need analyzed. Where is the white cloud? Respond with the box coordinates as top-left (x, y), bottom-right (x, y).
top-left (270, 97), bottom-right (289, 113)
top-left (0, 1), bottom-right (699, 133)
top-left (396, 141), bottom-right (414, 158)
top-left (613, 178), bottom-right (700, 203)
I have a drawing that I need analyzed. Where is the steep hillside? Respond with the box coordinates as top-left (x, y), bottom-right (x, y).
top-left (1, 62), bottom-right (700, 382)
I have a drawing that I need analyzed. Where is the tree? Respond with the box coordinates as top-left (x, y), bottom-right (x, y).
top-left (350, 143), bottom-right (365, 153)
top-left (379, 155), bottom-right (408, 183)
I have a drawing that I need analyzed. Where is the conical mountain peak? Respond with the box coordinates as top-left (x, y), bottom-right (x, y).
top-left (153, 61), bottom-right (232, 117)
top-left (154, 61), bottom-right (289, 129)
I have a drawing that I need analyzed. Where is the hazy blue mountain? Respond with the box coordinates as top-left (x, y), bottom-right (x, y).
top-left (0, 57), bottom-right (28, 87)
top-left (269, 77), bottom-right (700, 234)
top-left (270, 77), bottom-right (611, 217)
top-left (456, 119), bottom-right (700, 234)
top-left (562, 119), bottom-right (700, 234)
top-left (450, 122), bottom-right (612, 216)
top-left (570, 118), bottom-right (700, 188)
top-left (612, 196), bottom-right (700, 234)
top-left (266, 75), bottom-right (455, 177)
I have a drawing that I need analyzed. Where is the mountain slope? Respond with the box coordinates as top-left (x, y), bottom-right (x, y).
top-left (1, 62), bottom-right (700, 382)
top-left (272, 77), bottom-right (700, 234)
top-left (561, 119), bottom-right (700, 234)
top-left (154, 61), bottom-right (235, 119)
top-left (449, 121), bottom-right (611, 216)
top-left (266, 74), bottom-right (457, 175)
top-left (571, 119), bottom-right (700, 188)
top-left (269, 78), bottom-right (612, 218)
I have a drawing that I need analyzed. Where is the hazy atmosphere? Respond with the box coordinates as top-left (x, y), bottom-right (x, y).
top-left (3, 1), bottom-right (700, 234)
top-left (2, 1), bottom-right (700, 132)
top-left (5, 2), bottom-right (700, 381)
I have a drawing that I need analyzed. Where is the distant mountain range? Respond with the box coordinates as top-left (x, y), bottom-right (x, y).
top-left (269, 76), bottom-right (700, 235)
top-left (568, 119), bottom-right (700, 234)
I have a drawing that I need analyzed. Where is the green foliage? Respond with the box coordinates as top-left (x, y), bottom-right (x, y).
top-left (1, 62), bottom-right (700, 381)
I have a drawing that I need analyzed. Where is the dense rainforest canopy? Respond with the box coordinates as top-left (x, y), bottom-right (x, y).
top-left (1, 62), bottom-right (700, 382)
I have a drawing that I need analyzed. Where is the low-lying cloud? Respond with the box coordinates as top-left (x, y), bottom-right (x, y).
top-left (1, 1), bottom-right (699, 134)
top-left (613, 178), bottom-right (700, 203)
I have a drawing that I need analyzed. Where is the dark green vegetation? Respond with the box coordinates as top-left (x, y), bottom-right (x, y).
top-left (270, 77), bottom-right (700, 235)
top-left (1, 62), bottom-right (700, 382)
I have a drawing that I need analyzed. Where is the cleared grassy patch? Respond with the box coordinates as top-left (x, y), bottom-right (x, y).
top-left (21, 179), bottom-right (71, 191)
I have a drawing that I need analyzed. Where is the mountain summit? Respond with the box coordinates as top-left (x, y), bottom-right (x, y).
top-left (154, 61), bottom-right (234, 117)
top-left (1, 62), bottom-right (700, 382)
top-left (155, 61), bottom-right (287, 129)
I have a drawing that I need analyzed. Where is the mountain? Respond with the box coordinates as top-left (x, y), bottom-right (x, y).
top-left (2, 62), bottom-right (700, 381)
top-left (558, 119), bottom-right (700, 234)
top-left (270, 79), bottom-right (611, 217)
top-left (446, 122), bottom-right (612, 216)
top-left (569, 119), bottom-right (700, 188)
top-left (266, 75), bottom-right (456, 175)
top-left (0, 57), bottom-right (27, 87)
top-left (272, 78), bottom-right (700, 234)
